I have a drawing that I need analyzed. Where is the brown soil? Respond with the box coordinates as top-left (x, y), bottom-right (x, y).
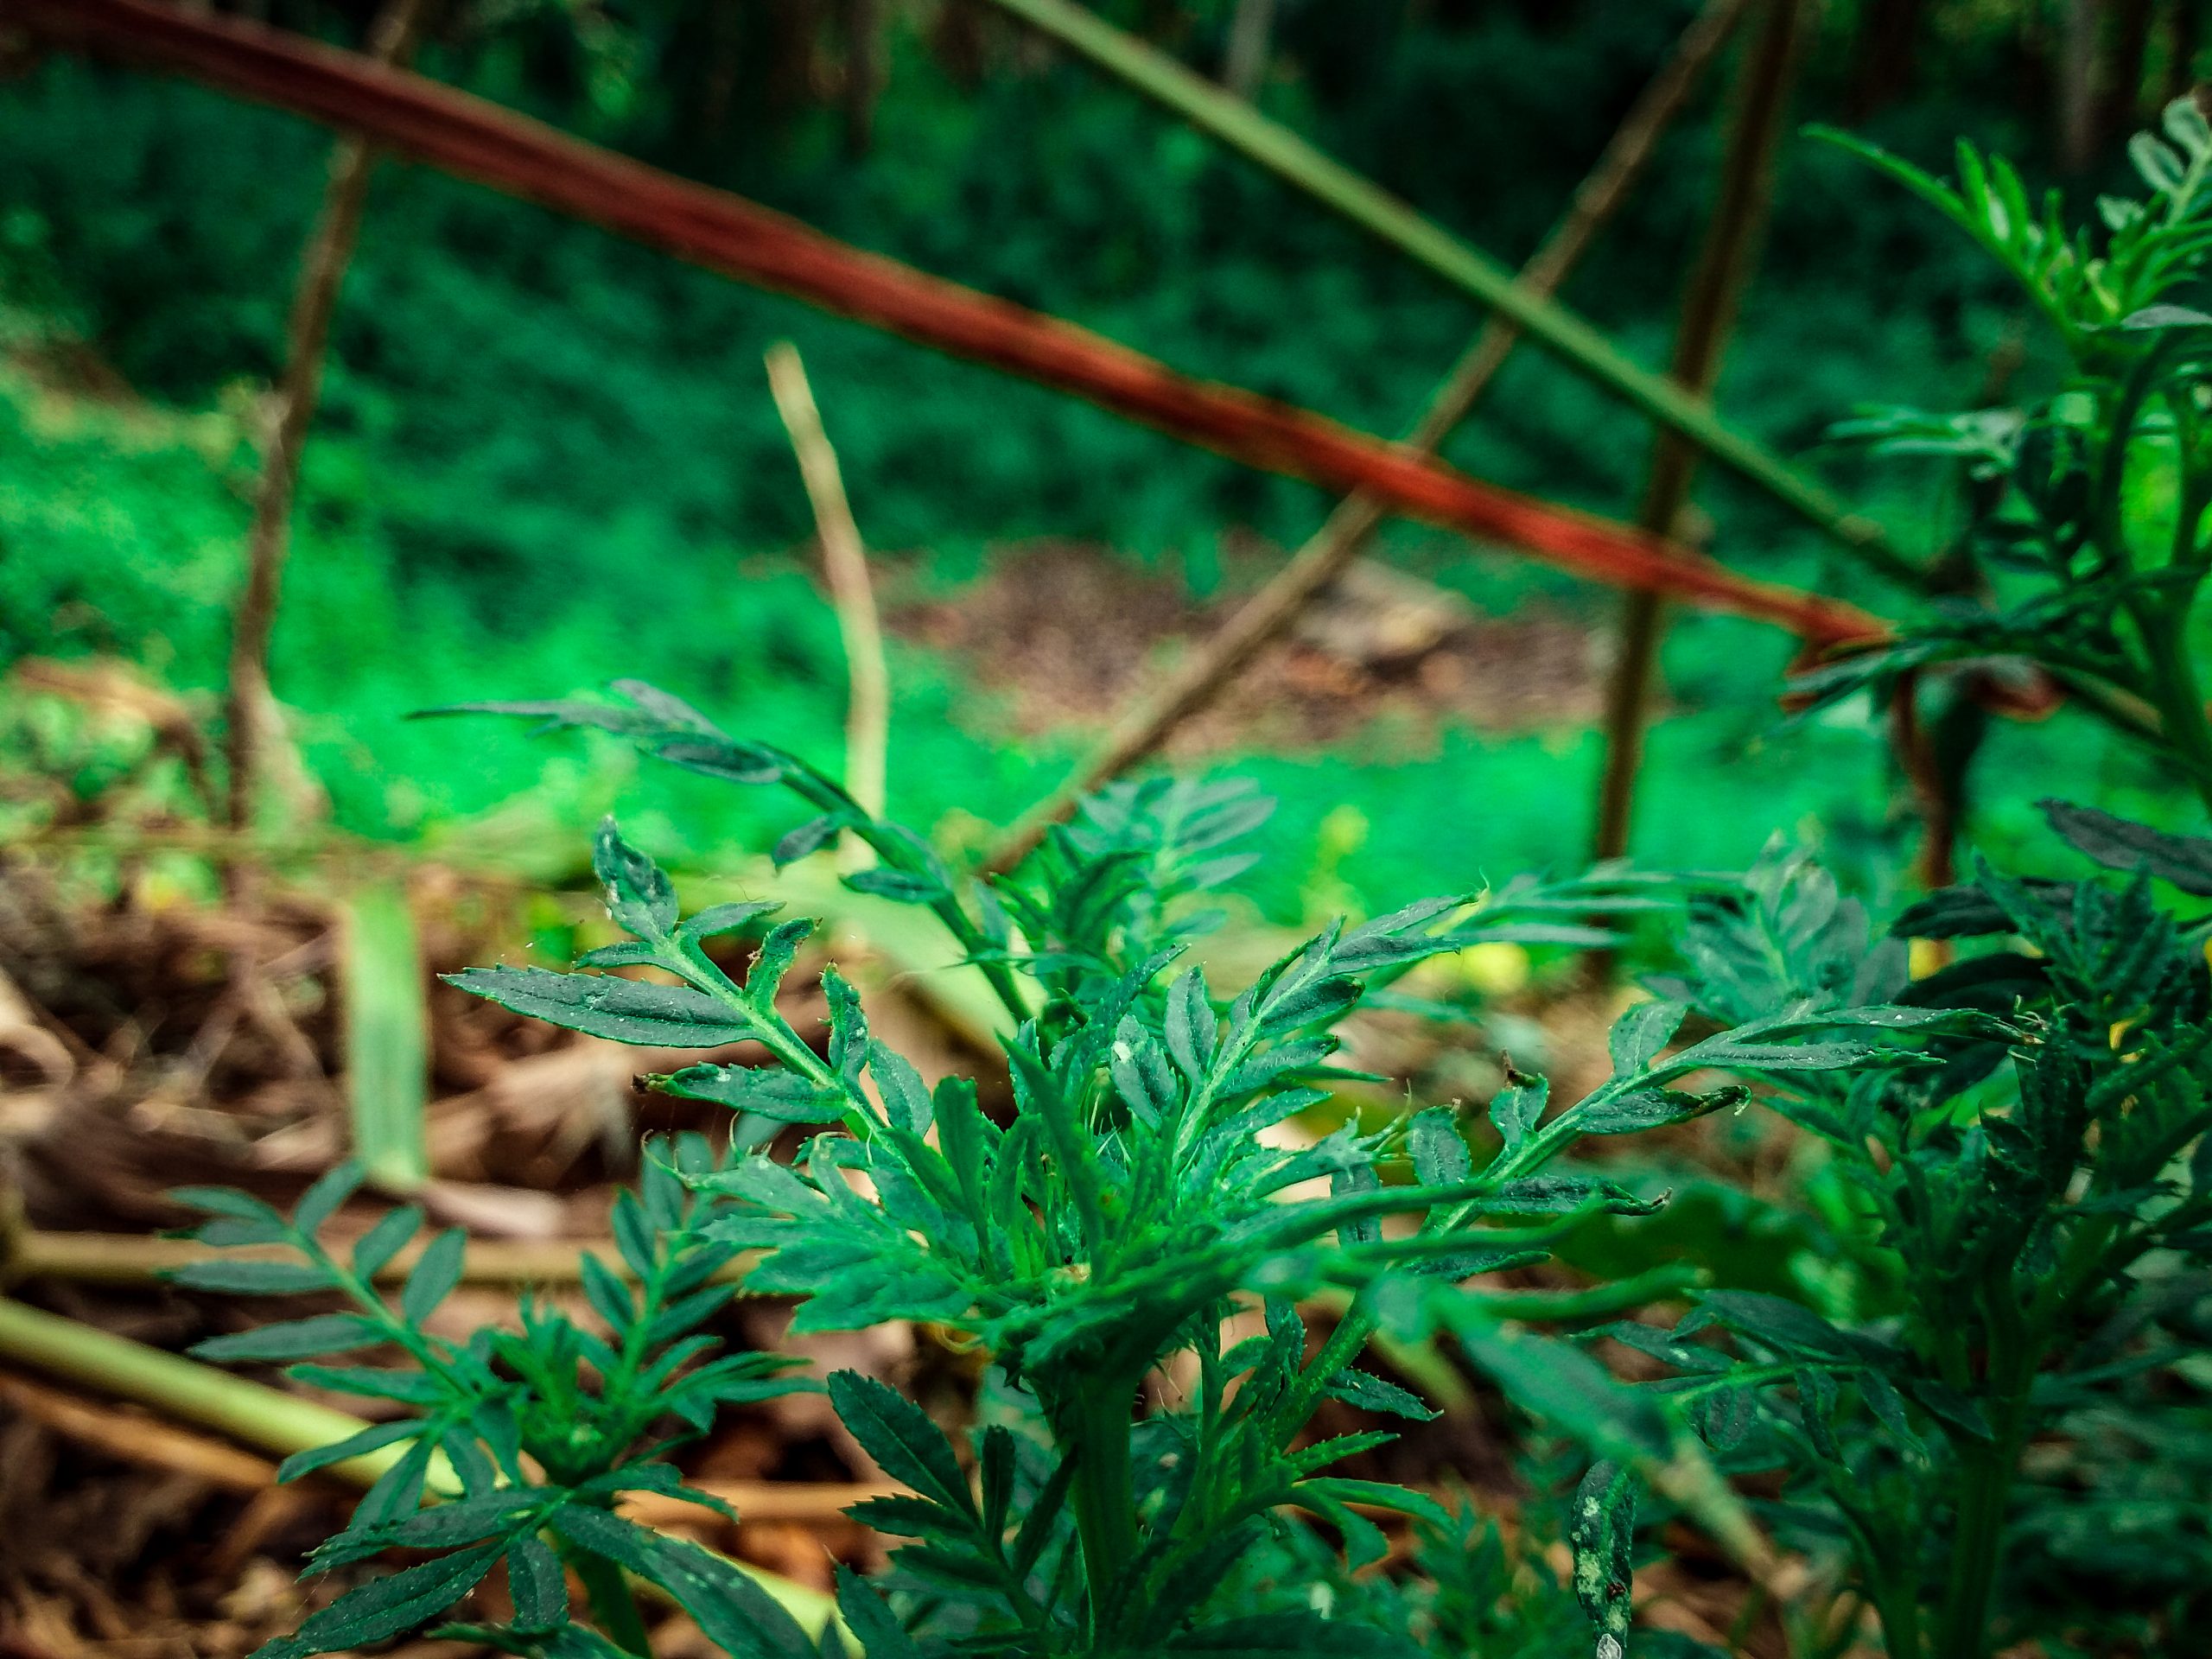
top-left (885, 537), bottom-right (1608, 754)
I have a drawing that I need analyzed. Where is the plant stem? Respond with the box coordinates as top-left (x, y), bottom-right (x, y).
top-left (224, 0), bottom-right (426, 838)
top-left (1935, 1414), bottom-right (2025, 1659)
top-left (1062, 1380), bottom-right (1139, 1640)
top-left (764, 342), bottom-right (889, 848)
top-left (1592, 0), bottom-right (1808, 864)
top-left (571, 1547), bottom-right (655, 1656)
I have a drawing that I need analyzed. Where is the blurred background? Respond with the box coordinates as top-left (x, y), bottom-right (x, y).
top-left (3, 0), bottom-right (2202, 914)
top-left (2, 1), bottom-right (2209, 1648)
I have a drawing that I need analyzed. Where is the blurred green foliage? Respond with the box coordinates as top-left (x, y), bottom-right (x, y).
top-left (0, 0), bottom-right (2200, 911)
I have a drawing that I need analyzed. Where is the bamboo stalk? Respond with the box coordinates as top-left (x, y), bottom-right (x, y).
top-left (982, 0), bottom-right (1757, 874)
top-left (1591, 0), bottom-right (1809, 865)
top-left (0, 1296), bottom-right (837, 1630)
top-left (1, 1230), bottom-right (760, 1289)
top-left (765, 342), bottom-right (890, 837)
top-left (974, 0), bottom-right (1913, 582)
top-left (224, 0), bottom-right (426, 835)
top-left (12, 0), bottom-right (1887, 652)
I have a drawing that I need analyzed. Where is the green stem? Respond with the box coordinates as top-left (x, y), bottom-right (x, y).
top-left (571, 1546), bottom-right (655, 1657)
top-left (1935, 1417), bottom-right (2024, 1659)
top-left (1062, 1379), bottom-right (1140, 1643)
top-left (975, 0), bottom-right (1910, 582)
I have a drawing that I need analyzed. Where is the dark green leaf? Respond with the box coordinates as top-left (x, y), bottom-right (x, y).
top-left (594, 817), bottom-right (677, 940)
top-left (193, 1315), bottom-right (385, 1363)
top-left (251, 1541), bottom-right (502, 1659)
top-left (828, 1371), bottom-right (974, 1516)
top-left (841, 868), bottom-right (946, 906)
top-left (2042, 799), bottom-right (2212, 894)
top-left (445, 968), bottom-right (752, 1048)
top-left (506, 1536), bottom-right (568, 1631)
top-left (353, 1207), bottom-right (423, 1280)
top-left (1610, 999), bottom-right (1687, 1076)
top-left (656, 1064), bottom-right (843, 1124)
top-left (166, 1259), bottom-right (338, 1295)
top-left (1568, 1460), bottom-right (1637, 1659)
top-left (400, 1229), bottom-right (467, 1325)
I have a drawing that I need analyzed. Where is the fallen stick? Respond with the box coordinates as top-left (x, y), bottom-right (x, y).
top-left (0, 1370), bottom-right (899, 1529)
top-left (1592, 0), bottom-right (1810, 864)
top-left (5, 0), bottom-right (1885, 651)
top-left (0, 1230), bottom-right (760, 1290)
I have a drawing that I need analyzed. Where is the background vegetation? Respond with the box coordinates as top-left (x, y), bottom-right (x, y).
top-left (7, 0), bottom-right (2198, 914)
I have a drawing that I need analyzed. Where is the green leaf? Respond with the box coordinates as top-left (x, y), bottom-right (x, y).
top-left (192, 1315), bottom-right (385, 1363)
top-left (1405, 1108), bottom-right (1471, 1187)
top-left (1569, 1460), bottom-right (1637, 1659)
top-left (296, 1162), bottom-right (366, 1236)
top-left (1576, 1084), bottom-right (1745, 1136)
top-left (745, 919), bottom-right (816, 1007)
top-left (251, 1541), bottom-right (503, 1659)
top-left (580, 1250), bottom-right (637, 1333)
top-left (1166, 966), bottom-right (1217, 1083)
top-left (867, 1042), bottom-right (932, 1135)
top-left (656, 1065), bottom-right (844, 1124)
top-left (1325, 1367), bottom-right (1436, 1421)
top-left (353, 1207), bottom-right (423, 1280)
top-left (772, 814), bottom-right (850, 868)
top-left (842, 868), bottom-right (946, 906)
top-left (1489, 1073), bottom-right (1548, 1151)
top-left (1609, 998), bottom-right (1687, 1076)
top-left (400, 1229), bottom-right (467, 1325)
top-left (594, 817), bottom-right (677, 940)
top-left (548, 1509), bottom-right (815, 1659)
top-left (679, 900), bottom-right (784, 946)
top-left (445, 967), bottom-right (753, 1047)
top-left (2041, 799), bottom-right (2212, 894)
top-left (831, 1567), bottom-right (923, 1659)
top-left (165, 1258), bottom-right (339, 1294)
top-left (1681, 1290), bottom-right (1879, 1363)
top-left (274, 1419), bottom-right (423, 1484)
top-left (505, 1536), bottom-right (568, 1632)
top-left (168, 1186), bottom-right (284, 1224)
top-left (828, 1370), bottom-right (974, 1516)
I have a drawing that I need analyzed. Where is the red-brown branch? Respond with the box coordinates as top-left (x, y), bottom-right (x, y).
top-left (7, 0), bottom-right (1887, 648)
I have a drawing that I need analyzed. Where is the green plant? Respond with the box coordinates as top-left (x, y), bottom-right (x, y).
top-left (173, 683), bottom-right (1978, 1659)
top-left (164, 1141), bottom-right (813, 1659)
top-left (1457, 805), bottom-right (2212, 1659)
top-left (1803, 98), bottom-right (2212, 815)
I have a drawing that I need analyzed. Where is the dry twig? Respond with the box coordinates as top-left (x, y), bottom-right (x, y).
top-left (765, 342), bottom-right (890, 842)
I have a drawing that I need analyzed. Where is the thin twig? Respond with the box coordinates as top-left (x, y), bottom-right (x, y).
top-left (223, 0), bottom-right (428, 837)
top-left (766, 341), bottom-right (890, 841)
top-left (1591, 0), bottom-right (1809, 864)
top-left (1, 1230), bottom-right (761, 1290)
top-left (983, 0), bottom-right (1757, 874)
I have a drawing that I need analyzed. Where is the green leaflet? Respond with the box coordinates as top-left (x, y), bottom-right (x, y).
top-left (445, 967), bottom-right (753, 1047)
